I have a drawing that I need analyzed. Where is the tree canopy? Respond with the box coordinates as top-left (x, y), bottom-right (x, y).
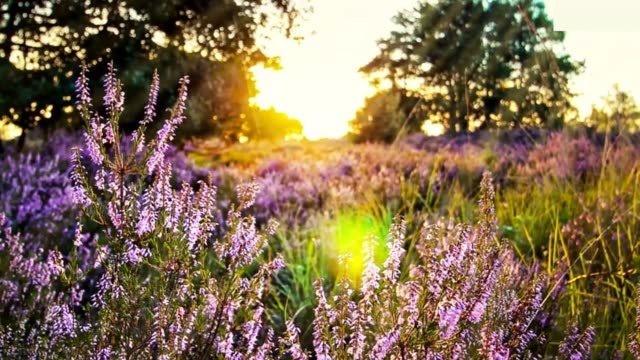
top-left (349, 88), bottom-right (425, 143)
top-left (586, 85), bottom-right (640, 134)
top-left (352, 0), bottom-right (582, 142)
top-left (0, 0), bottom-right (303, 147)
top-left (245, 106), bottom-right (303, 142)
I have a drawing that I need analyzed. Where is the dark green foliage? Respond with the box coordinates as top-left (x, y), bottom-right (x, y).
top-left (0, 0), bottom-right (302, 147)
top-left (349, 88), bottom-right (425, 143)
top-left (353, 0), bottom-right (582, 141)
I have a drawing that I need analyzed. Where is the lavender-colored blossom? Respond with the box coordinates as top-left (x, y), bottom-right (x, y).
top-left (284, 321), bottom-right (309, 360)
top-left (0, 278), bottom-right (17, 305)
top-left (147, 76), bottom-right (189, 174)
top-left (143, 69), bottom-right (160, 125)
top-left (313, 280), bottom-right (335, 360)
top-left (103, 61), bottom-right (124, 114)
top-left (136, 188), bottom-right (157, 236)
top-left (75, 64), bottom-right (92, 110)
top-left (383, 217), bottom-right (406, 284)
top-left (107, 201), bottom-right (123, 231)
top-left (123, 240), bottom-right (150, 265)
top-left (481, 327), bottom-right (509, 360)
top-left (558, 325), bottom-right (596, 360)
top-left (96, 347), bottom-right (112, 360)
top-left (70, 148), bottom-right (92, 208)
top-left (370, 328), bottom-right (399, 360)
top-left (252, 328), bottom-right (274, 360)
top-left (46, 304), bottom-right (76, 340)
top-left (83, 121), bottom-right (104, 165)
top-left (437, 298), bottom-right (465, 339)
top-left (242, 306), bottom-right (264, 353)
top-left (237, 181), bottom-right (260, 210)
top-left (346, 307), bottom-right (367, 360)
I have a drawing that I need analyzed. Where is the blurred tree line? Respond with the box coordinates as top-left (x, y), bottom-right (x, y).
top-left (586, 85), bottom-right (640, 135)
top-left (350, 0), bottom-right (584, 143)
top-left (0, 0), bottom-right (305, 151)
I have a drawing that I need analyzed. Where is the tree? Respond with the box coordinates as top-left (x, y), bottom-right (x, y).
top-left (0, 0), bottom-right (303, 149)
top-left (586, 85), bottom-right (640, 134)
top-left (357, 0), bottom-right (581, 137)
top-left (244, 106), bottom-right (303, 142)
top-left (349, 88), bottom-right (426, 143)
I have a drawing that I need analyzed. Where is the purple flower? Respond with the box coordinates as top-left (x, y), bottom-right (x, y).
top-left (96, 346), bottom-right (112, 360)
top-left (370, 328), bottom-right (399, 360)
top-left (481, 327), bottom-right (509, 360)
top-left (123, 240), bottom-right (150, 265)
top-left (147, 76), bottom-right (189, 174)
top-left (558, 325), bottom-right (596, 360)
top-left (143, 69), bottom-right (160, 125)
top-left (284, 321), bottom-right (309, 360)
top-left (242, 306), bottom-right (264, 353)
top-left (437, 298), bottom-right (465, 339)
top-left (313, 280), bottom-right (335, 360)
top-left (103, 61), bottom-right (124, 114)
top-left (107, 201), bottom-right (123, 231)
top-left (253, 328), bottom-right (275, 360)
top-left (70, 148), bottom-right (92, 208)
top-left (136, 189), bottom-right (157, 236)
top-left (237, 182), bottom-right (260, 210)
top-left (383, 217), bottom-right (406, 284)
top-left (46, 304), bottom-right (77, 340)
top-left (360, 237), bottom-right (380, 301)
top-left (75, 64), bottom-right (92, 110)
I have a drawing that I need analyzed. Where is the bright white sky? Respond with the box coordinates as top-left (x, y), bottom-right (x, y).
top-left (548, 0), bottom-right (640, 114)
top-left (252, 0), bottom-right (640, 139)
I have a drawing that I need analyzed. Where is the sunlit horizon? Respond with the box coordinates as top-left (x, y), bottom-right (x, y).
top-left (251, 0), bottom-right (416, 139)
top-left (251, 0), bottom-right (640, 140)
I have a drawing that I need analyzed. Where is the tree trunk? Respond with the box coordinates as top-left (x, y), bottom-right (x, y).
top-left (17, 130), bottom-right (26, 153)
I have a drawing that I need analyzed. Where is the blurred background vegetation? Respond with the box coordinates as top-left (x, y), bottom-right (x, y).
top-left (0, 0), bottom-right (306, 150)
top-left (2, 0), bottom-right (640, 149)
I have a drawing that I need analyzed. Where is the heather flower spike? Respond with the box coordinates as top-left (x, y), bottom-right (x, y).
top-left (75, 64), bottom-right (92, 112)
top-left (147, 75), bottom-right (189, 174)
top-left (143, 69), bottom-right (160, 125)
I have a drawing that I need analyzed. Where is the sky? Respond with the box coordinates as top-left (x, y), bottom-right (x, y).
top-left (252, 0), bottom-right (640, 139)
top-left (547, 0), bottom-right (640, 113)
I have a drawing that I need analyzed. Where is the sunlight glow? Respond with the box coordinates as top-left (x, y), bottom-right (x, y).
top-left (252, 0), bottom-right (640, 138)
top-left (324, 210), bottom-right (390, 284)
top-left (251, 0), bottom-right (415, 139)
top-left (0, 119), bottom-right (22, 141)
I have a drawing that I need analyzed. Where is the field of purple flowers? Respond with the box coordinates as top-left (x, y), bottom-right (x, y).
top-left (2, 67), bottom-right (640, 359)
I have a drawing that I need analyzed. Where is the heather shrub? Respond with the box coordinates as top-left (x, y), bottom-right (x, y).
top-left (2, 62), bottom-right (640, 358)
top-left (283, 173), bottom-right (595, 359)
top-left (518, 132), bottom-right (600, 181)
top-left (0, 65), bottom-right (283, 358)
top-left (253, 161), bottom-right (323, 227)
top-left (0, 150), bottom-right (79, 248)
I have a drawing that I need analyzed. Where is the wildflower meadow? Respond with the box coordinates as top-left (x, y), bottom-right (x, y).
top-left (1, 65), bottom-right (639, 359)
top-left (3, 0), bottom-right (640, 359)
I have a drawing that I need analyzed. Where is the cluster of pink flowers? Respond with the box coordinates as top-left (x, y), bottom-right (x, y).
top-left (282, 173), bottom-right (596, 359)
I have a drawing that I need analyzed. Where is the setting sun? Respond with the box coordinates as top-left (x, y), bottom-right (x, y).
top-left (251, 0), bottom-right (416, 139)
top-left (251, 63), bottom-right (372, 140)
